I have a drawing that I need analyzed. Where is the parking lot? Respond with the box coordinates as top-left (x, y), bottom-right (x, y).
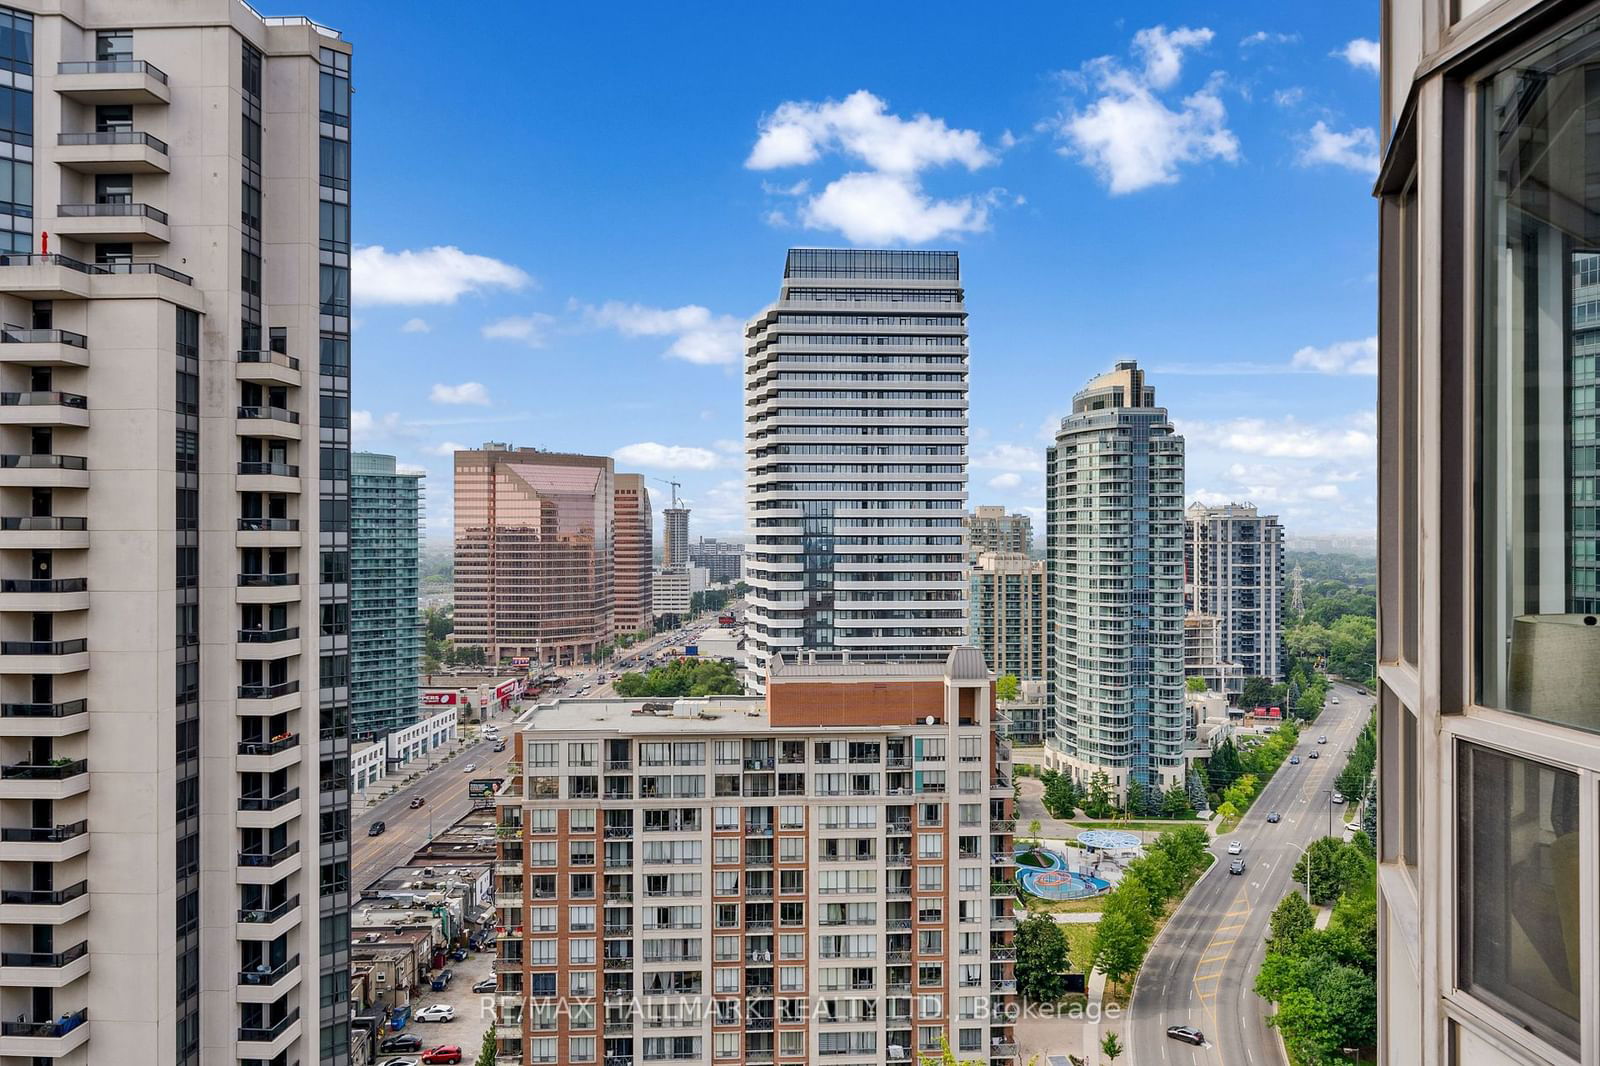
top-left (375, 946), bottom-right (496, 1064)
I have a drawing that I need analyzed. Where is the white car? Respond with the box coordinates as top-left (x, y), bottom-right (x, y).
top-left (462, 763), bottom-right (477, 773)
top-left (1330, 696), bottom-right (1341, 704)
top-left (1345, 821), bottom-right (1363, 833)
top-left (382, 1059), bottom-right (421, 1066)
top-left (1226, 840), bottom-right (1242, 855)
top-left (1332, 791), bottom-right (1345, 804)
top-left (414, 1004), bottom-right (455, 1023)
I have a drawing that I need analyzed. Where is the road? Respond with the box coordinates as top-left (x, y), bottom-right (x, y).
top-left (1127, 682), bottom-right (1374, 1066)
top-left (351, 618), bottom-right (727, 891)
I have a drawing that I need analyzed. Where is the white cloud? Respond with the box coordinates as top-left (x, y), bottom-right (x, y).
top-left (614, 442), bottom-right (726, 471)
top-left (971, 442), bottom-right (1045, 472)
top-left (1180, 412), bottom-right (1376, 461)
top-left (1052, 26), bottom-right (1239, 194)
top-left (481, 312), bottom-right (555, 347)
top-left (1290, 336), bottom-right (1377, 375)
top-left (351, 410), bottom-right (403, 446)
top-left (1337, 38), bottom-right (1381, 74)
top-left (747, 90), bottom-right (995, 174)
top-left (801, 172), bottom-right (990, 245)
top-left (1240, 30), bottom-right (1298, 48)
top-left (1299, 121), bottom-right (1379, 176)
top-left (761, 179), bottom-right (811, 197)
top-left (583, 302), bottom-right (742, 365)
top-left (429, 382), bottom-right (491, 406)
top-left (1273, 87), bottom-right (1305, 108)
top-left (352, 245), bottom-right (532, 306)
top-left (401, 317), bottom-right (431, 334)
top-left (987, 472), bottom-right (1023, 491)
top-left (428, 441), bottom-right (468, 457)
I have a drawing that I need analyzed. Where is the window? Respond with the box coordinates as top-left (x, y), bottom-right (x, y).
top-left (96, 30), bottom-right (132, 61)
top-left (1476, 16), bottom-right (1600, 733)
top-left (1457, 742), bottom-right (1581, 1055)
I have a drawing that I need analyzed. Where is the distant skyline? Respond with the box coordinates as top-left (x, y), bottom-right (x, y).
top-left (340, 1), bottom-right (1378, 539)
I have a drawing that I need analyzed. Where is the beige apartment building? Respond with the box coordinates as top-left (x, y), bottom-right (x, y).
top-left (492, 648), bottom-right (1019, 1066)
top-left (454, 446), bottom-right (615, 665)
top-left (1377, 2), bottom-right (1600, 1065)
top-left (968, 551), bottom-right (1045, 683)
top-left (966, 506), bottom-right (1031, 561)
top-left (0, 3), bottom-right (354, 1065)
top-left (614, 474), bottom-right (653, 636)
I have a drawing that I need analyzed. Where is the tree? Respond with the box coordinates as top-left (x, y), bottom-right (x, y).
top-left (1124, 779), bottom-right (1149, 818)
top-left (476, 1025), bottom-right (497, 1066)
top-left (1085, 771), bottom-right (1114, 819)
top-left (1239, 675), bottom-right (1276, 709)
top-left (995, 674), bottom-right (1021, 702)
top-left (612, 658), bottom-right (742, 698)
top-left (1015, 912), bottom-right (1070, 1003)
top-left (1100, 1032), bottom-right (1124, 1064)
top-left (1291, 836), bottom-right (1368, 905)
top-left (1161, 782), bottom-right (1192, 819)
top-left (1091, 909), bottom-right (1147, 991)
top-left (1185, 676), bottom-right (1207, 693)
top-left (1267, 891), bottom-right (1316, 951)
top-left (1027, 819), bottom-right (1042, 845)
top-left (1042, 773), bottom-right (1077, 820)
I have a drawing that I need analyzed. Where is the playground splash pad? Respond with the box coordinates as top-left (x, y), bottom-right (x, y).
top-left (1014, 845), bottom-right (1111, 901)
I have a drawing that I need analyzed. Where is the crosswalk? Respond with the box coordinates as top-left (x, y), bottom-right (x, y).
top-left (1192, 885), bottom-right (1252, 1031)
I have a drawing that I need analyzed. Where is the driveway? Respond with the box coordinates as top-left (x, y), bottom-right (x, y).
top-left (375, 945), bottom-right (496, 1063)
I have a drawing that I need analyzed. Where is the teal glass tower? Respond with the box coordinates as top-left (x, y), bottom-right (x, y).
top-left (351, 452), bottom-right (424, 738)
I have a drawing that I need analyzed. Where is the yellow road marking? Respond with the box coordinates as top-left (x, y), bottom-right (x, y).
top-left (1192, 884), bottom-right (1253, 1028)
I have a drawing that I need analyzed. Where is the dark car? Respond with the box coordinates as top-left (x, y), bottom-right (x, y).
top-left (1167, 1025), bottom-right (1205, 1046)
top-left (448, 947), bottom-right (469, 962)
top-left (381, 1033), bottom-right (424, 1053)
top-left (1308, 750), bottom-right (1319, 759)
top-left (1266, 811), bottom-right (1281, 823)
top-left (1356, 687), bottom-right (1368, 695)
top-left (367, 820), bottom-right (385, 836)
top-left (1289, 755), bottom-right (1301, 764)
top-left (1229, 858), bottom-right (1246, 875)
top-left (409, 796), bottom-right (425, 809)
top-left (472, 976), bottom-right (496, 993)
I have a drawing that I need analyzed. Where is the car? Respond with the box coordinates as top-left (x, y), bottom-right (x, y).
top-left (448, 947), bottom-right (469, 962)
top-left (414, 1004), bottom-right (455, 1023)
top-left (472, 976), bottom-right (497, 993)
top-left (381, 1034), bottom-right (424, 1053)
top-left (1167, 1025), bottom-right (1206, 1046)
top-left (1308, 750), bottom-right (1319, 759)
top-left (382, 1059), bottom-right (421, 1066)
top-left (421, 1048), bottom-right (464, 1065)
top-left (1266, 811), bottom-right (1281, 823)
top-left (367, 820), bottom-right (385, 836)
top-left (492, 741), bottom-right (507, 752)
top-left (1332, 791), bottom-right (1345, 804)
top-left (1317, 735), bottom-right (1327, 744)
top-left (1346, 821), bottom-right (1364, 833)
top-left (409, 796), bottom-right (425, 809)
top-left (1356, 687), bottom-right (1368, 695)
top-left (1331, 696), bottom-right (1341, 704)
top-left (1226, 840), bottom-right (1242, 855)
top-left (1229, 858), bottom-right (1246, 875)
top-left (1289, 755), bottom-right (1301, 765)
top-left (461, 763), bottom-right (476, 773)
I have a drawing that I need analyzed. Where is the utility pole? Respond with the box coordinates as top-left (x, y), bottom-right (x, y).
top-left (1323, 789), bottom-right (1333, 840)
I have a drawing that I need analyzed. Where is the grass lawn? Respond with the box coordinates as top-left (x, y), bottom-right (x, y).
top-left (1060, 819), bottom-right (1205, 833)
top-left (1019, 894), bottom-right (1107, 915)
top-left (1016, 849), bottom-right (1048, 868)
top-left (1062, 922), bottom-right (1098, 974)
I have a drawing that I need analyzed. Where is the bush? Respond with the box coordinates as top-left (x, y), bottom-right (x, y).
top-left (613, 658), bottom-right (742, 698)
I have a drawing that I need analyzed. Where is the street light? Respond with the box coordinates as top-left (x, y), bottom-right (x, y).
top-left (1322, 789), bottom-right (1334, 840)
top-left (1286, 839), bottom-right (1313, 904)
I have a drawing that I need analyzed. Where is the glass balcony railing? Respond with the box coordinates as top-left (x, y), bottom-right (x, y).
top-left (57, 58), bottom-right (168, 83)
top-left (0, 578), bottom-right (87, 593)
top-left (58, 130), bottom-right (168, 152)
top-left (0, 940), bottom-right (87, 967)
top-left (57, 202), bottom-right (169, 225)
top-left (0, 880), bottom-right (87, 906)
top-left (0, 820), bottom-right (88, 843)
top-left (0, 758), bottom-right (88, 779)
top-left (0, 1007), bottom-right (86, 1037)
top-left (0, 698), bottom-right (87, 718)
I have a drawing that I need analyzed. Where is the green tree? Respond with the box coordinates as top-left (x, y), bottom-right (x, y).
top-left (613, 658), bottom-right (743, 698)
top-left (1185, 676), bottom-right (1207, 693)
top-left (1085, 771), bottom-right (1114, 819)
top-left (1285, 621), bottom-right (1332, 662)
top-left (995, 674), bottom-right (1021, 702)
top-left (476, 1025), bottom-right (497, 1066)
top-left (1015, 912), bottom-right (1070, 1003)
top-left (1291, 836), bottom-right (1369, 905)
top-left (1091, 909), bottom-right (1147, 991)
top-left (1042, 772), bottom-right (1077, 819)
top-left (1160, 782), bottom-right (1192, 819)
top-left (1100, 1032), bottom-right (1124, 1064)
top-left (1027, 819), bottom-right (1042, 845)
top-left (1267, 890), bottom-right (1316, 951)
top-left (1239, 676), bottom-right (1276, 709)
top-left (1124, 779), bottom-right (1149, 818)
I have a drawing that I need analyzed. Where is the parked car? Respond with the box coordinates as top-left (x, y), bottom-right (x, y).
top-left (448, 947), bottom-right (469, 962)
top-left (472, 976), bottom-right (497, 993)
top-left (380, 1034), bottom-right (423, 1053)
top-left (1289, 755), bottom-right (1301, 765)
top-left (1167, 1025), bottom-right (1206, 1045)
top-left (430, 968), bottom-right (453, 991)
top-left (1266, 811), bottom-right (1281, 823)
top-left (421, 1047), bottom-right (464, 1065)
top-left (414, 1004), bottom-right (455, 1023)
top-left (1229, 858), bottom-right (1246, 875)
top-left (1226, 840), bottom-right (1242, 855)
top-left (367, 821), bottom-right (385, 836)
top-left (1346, 821), bottom-right (1364, 833)
top-left (409, 796), bottom-right (425, 809)
top-left (382, 1059), bottom-right (421, 1066)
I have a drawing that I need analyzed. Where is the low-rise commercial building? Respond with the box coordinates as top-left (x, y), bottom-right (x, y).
top-left (350, 707), bottom-right (461, 793)
top-left (419, 673), bottom-right (526, 722)
top-left (490, 648), bottom-right (1019, 1065)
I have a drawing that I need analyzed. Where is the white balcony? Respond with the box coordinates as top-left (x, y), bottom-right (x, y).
top-left (55, 131), bottom-right (170, 174)
top-left (0, 578), bottom-right (89, 613)
top-left (0, 1008), bottom-right (89, 1057)
top-left (54, 60), bottom-right (171, 104)
top-left (48, 203), bottom-right (169, 244)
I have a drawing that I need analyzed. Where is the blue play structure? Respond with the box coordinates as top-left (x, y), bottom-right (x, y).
top-left (1014, 845), bottom-right (1112, 901)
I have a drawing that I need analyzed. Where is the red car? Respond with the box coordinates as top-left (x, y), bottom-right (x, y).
top-left (422, 1048), bottom-right (463, 1065)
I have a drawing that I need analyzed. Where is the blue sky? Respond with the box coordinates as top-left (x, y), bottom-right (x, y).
top-left (338, 2), bottom-right (1379, 540)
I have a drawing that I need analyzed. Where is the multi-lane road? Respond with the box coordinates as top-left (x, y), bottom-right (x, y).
top-left (351, 619), bottom-right (727, 891)
top-left (1127, 682), bottom-right (1374, 1066)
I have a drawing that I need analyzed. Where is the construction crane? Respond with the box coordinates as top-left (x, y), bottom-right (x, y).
top-left (648, 477), bottom-right (683, 509)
